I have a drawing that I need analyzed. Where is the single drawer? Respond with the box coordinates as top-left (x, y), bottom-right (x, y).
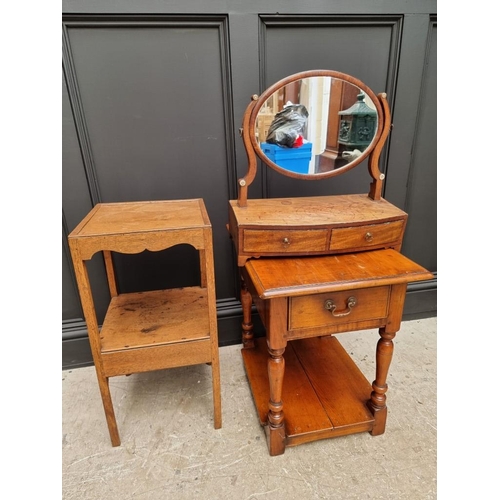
top-left (243, 229), bottom-right (329, 253)
top-left (289, 286), bottom-right (390, 330)
top-left (329, 220), bottom-right (405, 251)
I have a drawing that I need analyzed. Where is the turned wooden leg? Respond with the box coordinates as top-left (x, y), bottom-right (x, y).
top-left (240, 275), bottom-right (254, 349)
top-left (368, 327), bottom-right (396, 435)
top-left (267, 347), bottom-right (286, 456)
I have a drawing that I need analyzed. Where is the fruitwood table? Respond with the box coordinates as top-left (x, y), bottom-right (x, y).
top-left (68, 199), bottom-right (222, 446)
top-left (239, 249), bottom-right (432, 456)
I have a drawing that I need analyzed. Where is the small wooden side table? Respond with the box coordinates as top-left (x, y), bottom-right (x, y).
top-left (239, 249), bottom-right (432, 456)
top-left (68, 199), bottom-right (222, 446)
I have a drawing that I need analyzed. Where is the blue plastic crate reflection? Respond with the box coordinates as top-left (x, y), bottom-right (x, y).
top-left (261, 142), bottom-right (313, 174)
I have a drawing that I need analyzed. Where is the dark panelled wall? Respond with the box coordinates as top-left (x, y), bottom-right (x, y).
top-left (62, 1), bottom-right (437, 369)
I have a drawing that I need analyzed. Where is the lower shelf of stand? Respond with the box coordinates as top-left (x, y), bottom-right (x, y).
top-left (241, 336), bottom-right (375, 448)
top-left (98, 287), bottom-right (213, 377)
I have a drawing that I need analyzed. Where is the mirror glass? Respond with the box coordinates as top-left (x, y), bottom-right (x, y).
top-left (253, 76), bottom-right (379, 176)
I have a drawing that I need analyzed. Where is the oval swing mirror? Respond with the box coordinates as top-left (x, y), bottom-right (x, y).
top-left (249, 70), bottom-right (384, 179)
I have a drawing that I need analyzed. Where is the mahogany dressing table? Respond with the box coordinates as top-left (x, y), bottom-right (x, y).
top-left (227, 70), bottom-right (433, 456)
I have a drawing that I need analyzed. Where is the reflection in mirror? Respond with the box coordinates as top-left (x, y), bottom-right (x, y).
top-left (255, 77), bottom-right (377, 175)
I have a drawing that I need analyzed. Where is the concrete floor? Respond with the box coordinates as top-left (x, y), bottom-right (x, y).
top-left (62, 317), bottom-right (436, 500)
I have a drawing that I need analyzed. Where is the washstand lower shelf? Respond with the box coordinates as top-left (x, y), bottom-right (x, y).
top-left (241, 336), bottom-right (376, 449)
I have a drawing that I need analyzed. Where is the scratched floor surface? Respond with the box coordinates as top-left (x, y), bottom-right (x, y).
top-left (62, 317), bottom-right (437, 500)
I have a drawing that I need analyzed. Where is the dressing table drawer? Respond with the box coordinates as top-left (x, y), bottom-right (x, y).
top-left (243, 229), bottom-right (329, 253)
top-left (329, 220), bottom-right (405, 251)
top-left (289, 286), bottom-right (390, 331)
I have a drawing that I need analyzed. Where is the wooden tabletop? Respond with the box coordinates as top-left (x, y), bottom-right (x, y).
top-left (229, 194), bottom-right (406, 227)
top-left (69, 199), bottom-right (211, 238)
top-left (244, 249), bottom-right (433, 298)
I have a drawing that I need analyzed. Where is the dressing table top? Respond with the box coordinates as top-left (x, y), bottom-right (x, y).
top-left (229, 194), bottom-right (405, 228)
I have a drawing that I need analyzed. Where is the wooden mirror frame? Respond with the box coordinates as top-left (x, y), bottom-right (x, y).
top-left (237, 70), bottom-right (391, 206)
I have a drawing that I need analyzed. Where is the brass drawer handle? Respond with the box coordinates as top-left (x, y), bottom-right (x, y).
top-left (324, 297), bottom-right (357, 317)
top-left (282, 237), bottom-right (291, 245)
top-left (365, 232), bottom-right (373, 242)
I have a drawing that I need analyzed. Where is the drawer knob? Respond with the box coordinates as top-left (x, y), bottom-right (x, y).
top-left (324, 296), bottom-right (357, 317)
top-left (365, 232), bottom-right (373, 242)
top-left (282, 237), bottom-right (291, 245)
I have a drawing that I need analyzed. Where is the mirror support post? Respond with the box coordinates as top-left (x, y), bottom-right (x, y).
top-left (238, 97), bottom-right (259, 207)
top-left (368, 93), bottom-right (391, 201)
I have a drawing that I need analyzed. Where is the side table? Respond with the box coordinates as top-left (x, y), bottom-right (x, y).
top-left (239, 249), bottom-right (432, 456)
top-left (68, 199), bottom-right (222, 446)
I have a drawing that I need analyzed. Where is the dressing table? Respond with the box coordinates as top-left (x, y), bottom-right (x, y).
top-left (227, 70), bottom-right (432, 456)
